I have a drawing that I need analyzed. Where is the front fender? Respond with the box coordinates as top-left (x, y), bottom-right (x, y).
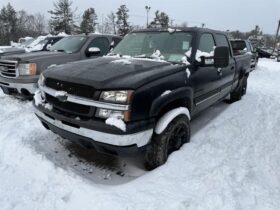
top-left (149, 87), bottom-right (193, 117)
top-left (154, 107), bottom-right (190, 134)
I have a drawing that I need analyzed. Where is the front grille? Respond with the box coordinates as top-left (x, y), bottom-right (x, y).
top-left (45, 78), bottom-right (95, 99)
top-left (0, 60), bottom-right (18, 78)
top-left (46, 94), bottom-right (94, 118)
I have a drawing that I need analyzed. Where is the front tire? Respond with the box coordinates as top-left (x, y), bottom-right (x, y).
top-left (145, 115), bottom-right (190, 170)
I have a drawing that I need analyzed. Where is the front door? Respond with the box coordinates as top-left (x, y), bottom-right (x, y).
top-left (192, 33), bottom-right (221, 113)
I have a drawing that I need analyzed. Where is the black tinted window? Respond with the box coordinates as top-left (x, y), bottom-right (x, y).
top-left (216, 34), bottom-right (229, 47)
top-left (198, 33), bottom-right (215, 53)
top-left (112, 37), bottom-right (122, 47)
top-left (88, 37), bottom-right (110, 56)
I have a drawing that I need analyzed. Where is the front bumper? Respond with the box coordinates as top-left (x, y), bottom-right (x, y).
top-left (35, 108), bottom-right (153, 147)
top-left (0, 76), bottom-right (38, 95)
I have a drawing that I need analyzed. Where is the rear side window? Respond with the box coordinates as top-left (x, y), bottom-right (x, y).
top-left (88, 37), bottom-right (110, 56)
top-left (216, 34), bottom-right (230, 47)
top-left (112, 37), bottom-right (122, 47)
top-left (216, 34), bottom-right (232, 56)
top-left (198, 33), bottom-right (215, 53)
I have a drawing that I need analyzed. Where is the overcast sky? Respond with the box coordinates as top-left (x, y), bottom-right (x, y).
top-left (1, 0), bottom-right (279, 34)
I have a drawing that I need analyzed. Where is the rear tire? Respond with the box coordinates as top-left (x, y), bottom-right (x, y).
top-left (230, 74), bottom-right (248, 103)
top-left (145, 115), bottom-right (190, 170)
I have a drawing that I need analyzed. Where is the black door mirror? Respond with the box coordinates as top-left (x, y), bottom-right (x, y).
top-left (214, 46), bottom-right (229, 68)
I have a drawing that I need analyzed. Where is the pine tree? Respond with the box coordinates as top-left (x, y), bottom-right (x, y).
top-left (0, 3), bottom-right (17, 44)
top-left (150, 11), bottom-right (169, 28)
top-left (80, 8), bottom-right (97, 34)
top-left (116, 5), bottom-right (130, 36)
top-left (48, 0), bottom-right (75, 34)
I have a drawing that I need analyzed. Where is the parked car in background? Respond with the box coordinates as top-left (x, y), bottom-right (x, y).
top-left (25, 36), bottom-right (65, 52)
top-left (33, 27), bottom-right (251, 170)
top-left (231, 39), bottom-right (258, 70)
top-left (257, 47), bottom-right (272, 58)
top-left (0, 34), bottom-right (122, 99)
top-left (277, 49), bottom-right (280, 62)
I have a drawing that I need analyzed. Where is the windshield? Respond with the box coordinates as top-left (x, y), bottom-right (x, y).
top-left (112, 32), bottom-right (193, 63)
top-left (50, 36), bottom-right (87, 53)
top-left (21, 38), bottom-right (35, 47)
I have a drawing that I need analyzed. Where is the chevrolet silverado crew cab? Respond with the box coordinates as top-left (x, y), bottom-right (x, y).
top-left (0, 34), bottom-right (122, 98)
top-left (34, 27), bottom-right (251, 170)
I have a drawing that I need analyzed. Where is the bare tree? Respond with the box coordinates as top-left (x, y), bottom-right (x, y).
top-left (104, 12), bottom-right (117, 34)
top-left (33, 13), bottom-right (46, 35)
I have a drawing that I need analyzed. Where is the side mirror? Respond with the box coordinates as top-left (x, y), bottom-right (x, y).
top-left (46, 44), bottom-right (52, 51)
top-left (87, 47), bottom-right (101, 56)
top-left (214, 46), bottom-right (229, 68)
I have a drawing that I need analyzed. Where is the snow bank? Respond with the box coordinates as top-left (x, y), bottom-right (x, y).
top-left (0, 59), bottom-right (280, 210)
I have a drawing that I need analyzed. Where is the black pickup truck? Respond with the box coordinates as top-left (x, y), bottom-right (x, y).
top-left (0, 34), bottom-right (122, 98)
top-left (230, 39), bottom-right (258, 70)
top-left (34, 27), bottom-right (251, 169)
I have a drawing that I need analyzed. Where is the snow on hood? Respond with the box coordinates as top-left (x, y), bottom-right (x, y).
top-left (111, 59), bottom-right (132, 65)
top-left (0, 46), bottom-right (12, 49)
top-left (56, 32), bottom-right (69, 37)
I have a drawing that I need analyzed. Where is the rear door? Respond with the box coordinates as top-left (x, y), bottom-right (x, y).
top-left (192, 33), bottom-right (221, 112)
top-left (215, 34), bottom-right (236, 97)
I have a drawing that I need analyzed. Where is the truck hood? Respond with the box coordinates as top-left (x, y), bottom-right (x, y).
top-left (44, 56), bottom-right (185, 90)
top-left (0, 47), bottom-right (25, 56)
top-left (1, 51), bottom-right (68, 63)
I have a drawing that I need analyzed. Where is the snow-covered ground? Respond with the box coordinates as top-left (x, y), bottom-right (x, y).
top-left (0, 59), bottom-right (280, 210)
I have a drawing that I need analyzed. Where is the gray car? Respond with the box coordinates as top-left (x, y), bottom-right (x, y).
top-left (0, 34), bottom-right (122, 98)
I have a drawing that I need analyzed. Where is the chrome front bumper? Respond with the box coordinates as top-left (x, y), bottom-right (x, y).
top-left (35, 109), bottom-right (153, 147)
top-left (0, 81), bottom-right (37, 94)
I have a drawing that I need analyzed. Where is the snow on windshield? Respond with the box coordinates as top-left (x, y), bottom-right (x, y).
top-left (112, 32), bottom-right (192, 63)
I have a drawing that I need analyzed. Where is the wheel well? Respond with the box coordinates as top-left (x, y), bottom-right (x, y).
top-left (157, 98), bottom-right (191, 120)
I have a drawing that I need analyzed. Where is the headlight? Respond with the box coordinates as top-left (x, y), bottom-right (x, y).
top-left (96, 108), bottom-right (124, 119)
top-left (38, 74), bottom-right (45, 87)
top-left (100, 90), bottom-right (133, 103)
top-left (18, 63), bottom-right (37, 75)
top-left (96, 108), bottom-right (131, 122)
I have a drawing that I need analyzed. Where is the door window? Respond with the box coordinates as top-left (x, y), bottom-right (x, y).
top-left (198, 33), bottom-right (215, 53)
top-left (87, 37), bottom-right (110, 56)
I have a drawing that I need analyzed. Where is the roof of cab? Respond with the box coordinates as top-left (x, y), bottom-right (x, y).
top-left (132, 27), bottom-right (228, 35)
top-left (71, 33), bottom-right (122, 38)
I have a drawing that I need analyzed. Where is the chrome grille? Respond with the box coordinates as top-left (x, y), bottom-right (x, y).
top-left (0, 60), bottom-right (18, 78)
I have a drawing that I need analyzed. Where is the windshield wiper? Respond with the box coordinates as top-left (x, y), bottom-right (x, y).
top-left (133, 55), bottom-right (154, 59)
top-left (55, 49), bottom-right (65, 52)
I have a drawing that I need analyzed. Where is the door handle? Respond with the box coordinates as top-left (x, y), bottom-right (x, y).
top-left (231, 66), bottom-right (235, 70)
